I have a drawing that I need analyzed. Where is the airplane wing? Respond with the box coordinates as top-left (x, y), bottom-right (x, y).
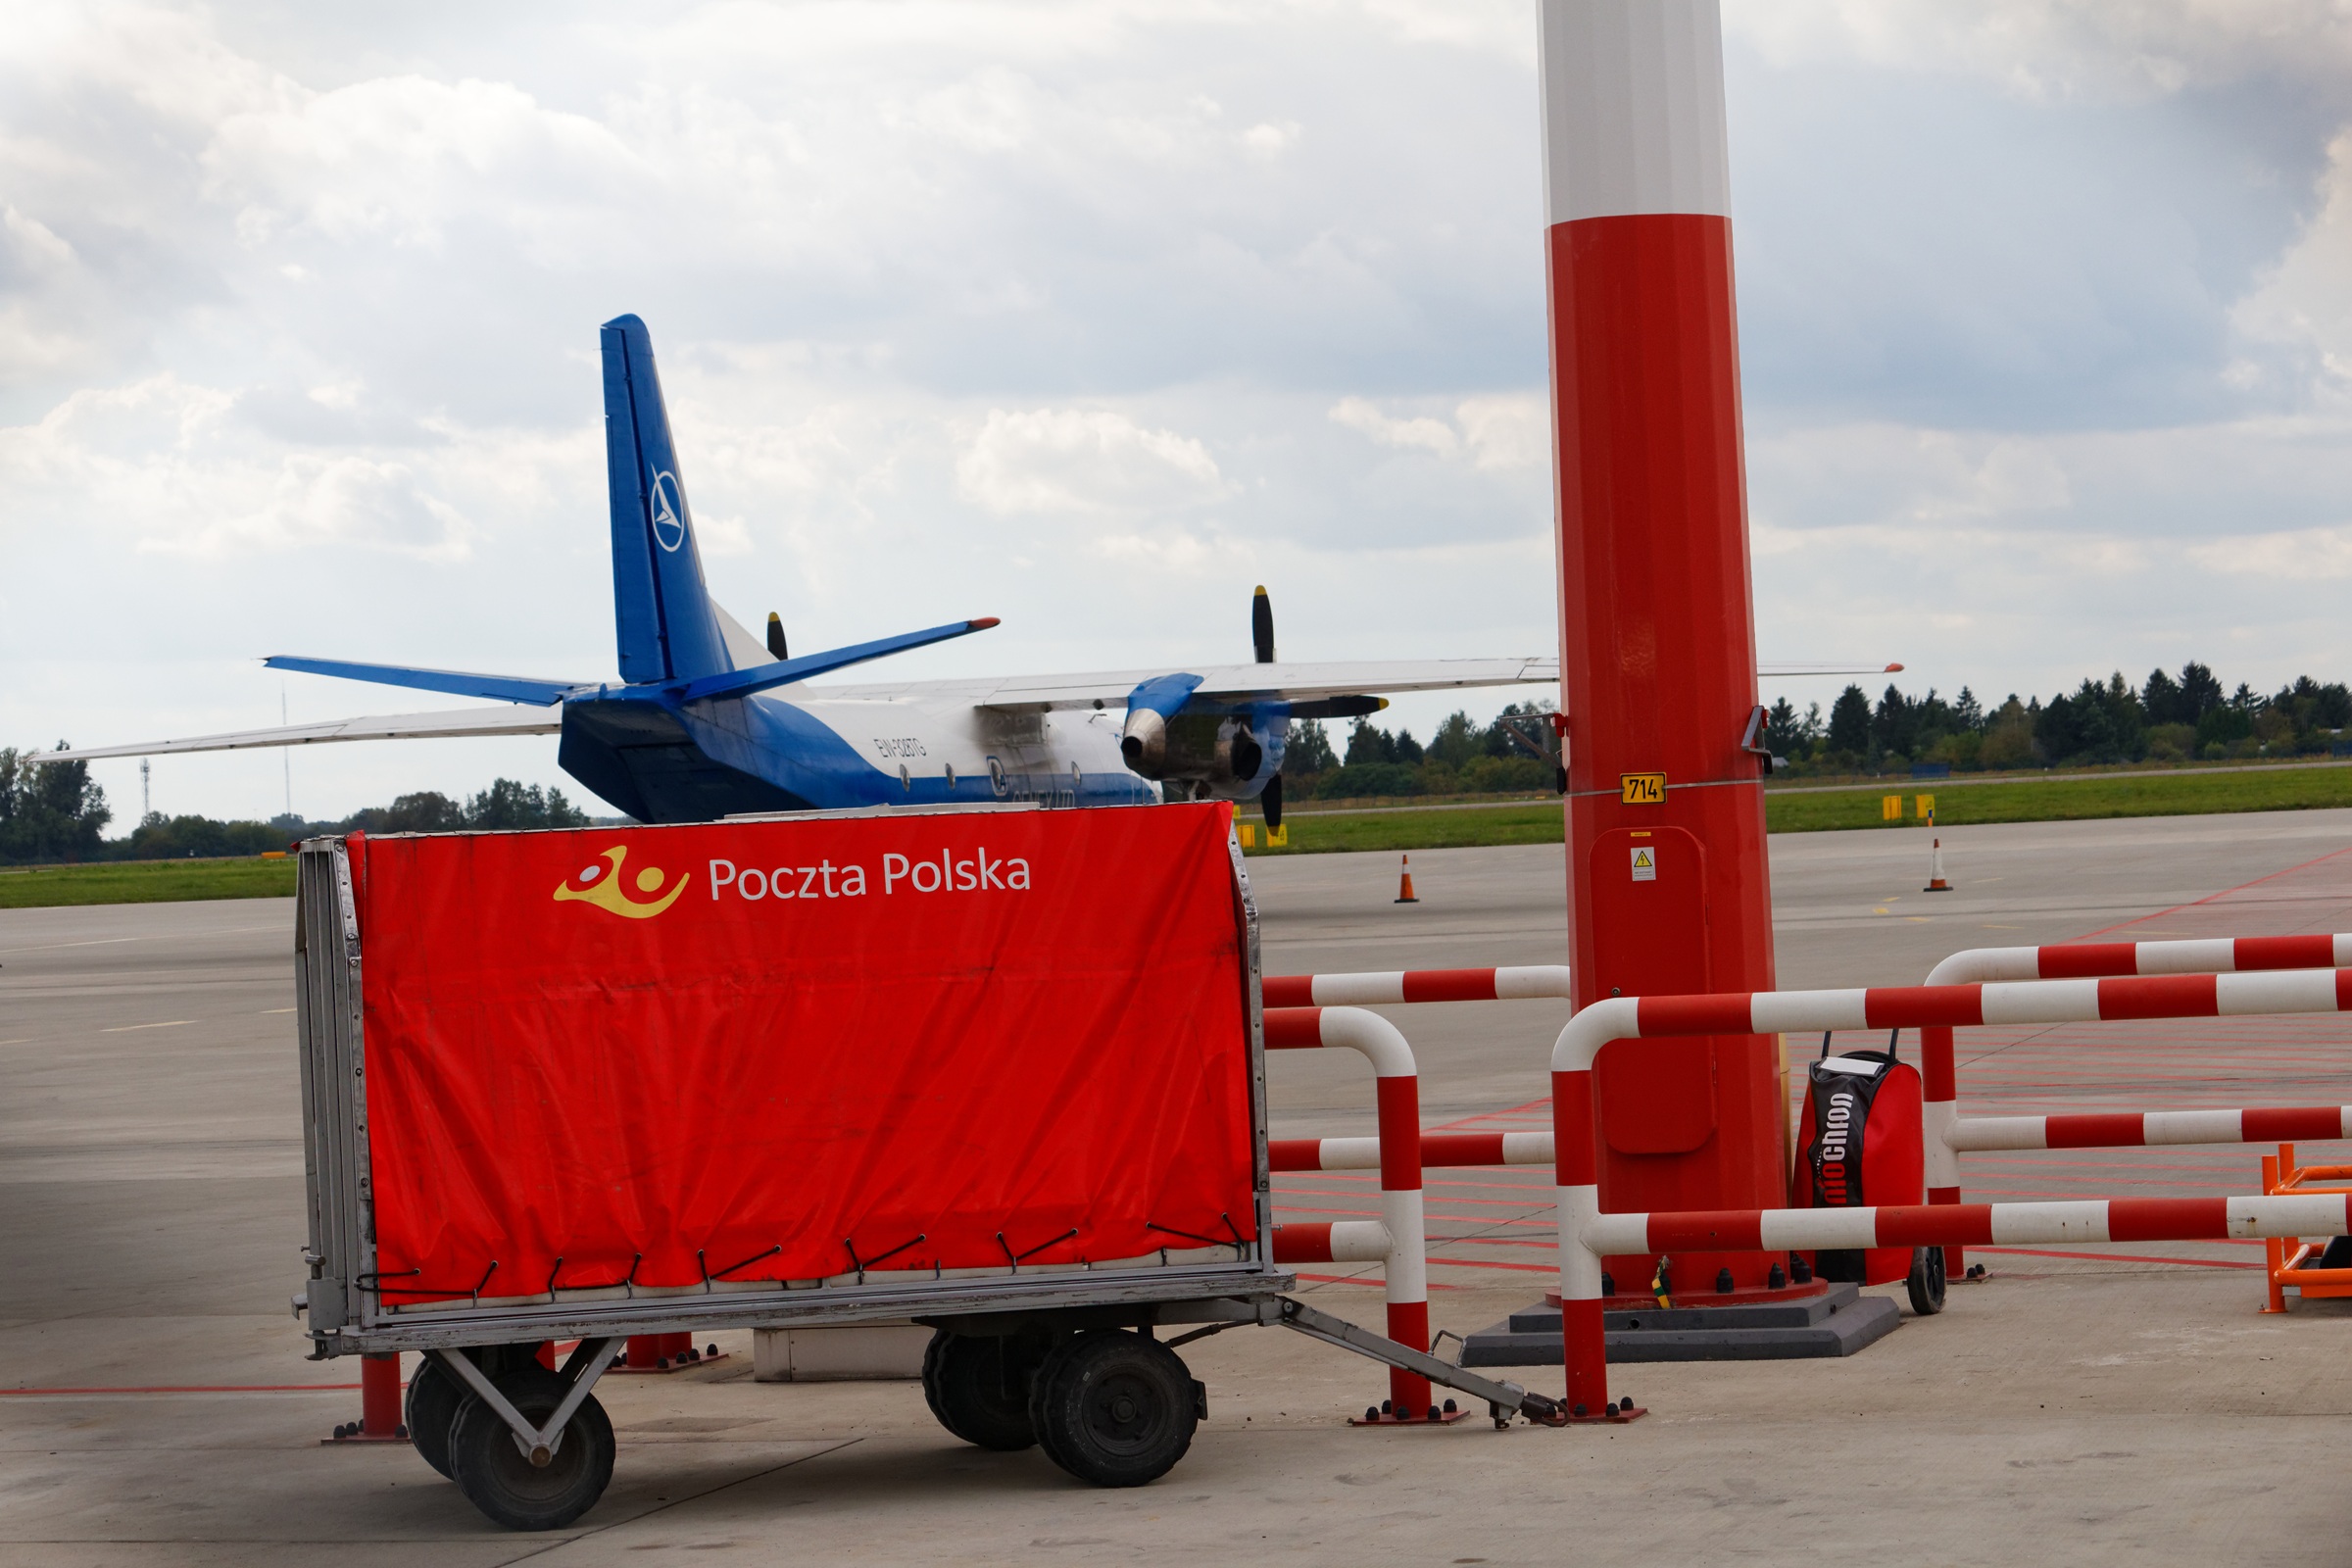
top-left (812, 659), bottom-right (1555, 710)
top-left (811, 658), bottom-right (1898, 710)
top-left (1757, 662), bottom-right (1906, 679)
top-left (37, 658), bottom-right (1902, 762)
top-left (40, 706), bottom-right (562, 762)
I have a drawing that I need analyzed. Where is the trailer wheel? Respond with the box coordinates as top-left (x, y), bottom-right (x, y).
top-left (405, 1355), bottom-right (463, 1479)
top-left (921, 1330), bottom-right (1045, 1451)
top-left (1907, 1246), bottom-right (1947, 1316)
top-left (447, 1366), bottom-right (615, 1531)
top-left (1027, 1330), bottom-right (1197, 1488)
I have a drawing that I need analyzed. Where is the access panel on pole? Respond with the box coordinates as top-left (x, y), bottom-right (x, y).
top-left (1540, 0), bottom-right (1787, 1291)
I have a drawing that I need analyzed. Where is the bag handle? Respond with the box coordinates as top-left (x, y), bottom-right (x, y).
top-left (1820, 1029), bottom-right (1903, 1062)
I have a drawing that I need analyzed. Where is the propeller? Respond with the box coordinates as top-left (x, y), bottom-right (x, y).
top-left (1252, 586), bottom-right (1282, 828)
top-left (765, 612), bottom-right (788, 662)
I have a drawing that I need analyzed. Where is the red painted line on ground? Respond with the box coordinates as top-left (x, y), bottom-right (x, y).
top-left (1425, 1254), bottom-right (1557, 1274)
top-left (2071, 844), bottom-right (2352, 943)
top-left (1, 1384), bottom-right (369, 1395)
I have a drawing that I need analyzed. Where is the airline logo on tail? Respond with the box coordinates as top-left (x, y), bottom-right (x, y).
top-left (554, 845), bottom-right (690, 918)
top-left (649, 470), bottom-right (686, 552)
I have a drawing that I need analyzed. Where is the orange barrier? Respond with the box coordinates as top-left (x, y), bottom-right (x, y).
top-left (2260, 1145), bottom-right (2352, 1313)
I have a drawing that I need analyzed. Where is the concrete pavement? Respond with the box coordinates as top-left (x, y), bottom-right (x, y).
top-left (6, 809), bottom-right (2352, 1563)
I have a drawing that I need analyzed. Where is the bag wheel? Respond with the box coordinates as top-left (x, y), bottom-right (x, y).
top-left (921, 1330), bottom-right (1045, 1451)
top-left (1907, 1246), bottom-right (1947, 1316)
top-left (1027, 1330), bottom-right (1198, 1488)
top-left (405, 1355), bottom-right (463, 1480)
top-left (447, 1366), bottom-right (615, 1532)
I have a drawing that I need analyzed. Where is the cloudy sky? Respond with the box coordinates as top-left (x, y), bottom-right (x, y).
top-left (5, 1), bottom-right (2351, 824)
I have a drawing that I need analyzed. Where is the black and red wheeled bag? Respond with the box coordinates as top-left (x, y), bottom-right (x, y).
top-left (1793, 1036), bottom-right (1944, 1312)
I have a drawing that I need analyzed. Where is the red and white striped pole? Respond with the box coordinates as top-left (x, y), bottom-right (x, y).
top-left (1552, 968), bottom-right (2352, 1414)
top-left (1275, 1100), bottom-right (2352, 1177)
top-left (1264, 1006), bottom-right (1431, 1418)
top-left (1919, 933), bottom-right (2352, 1272)
top-left (1272, 1131), bottom-right (1556, 1172)
top-left (1949, 1105), bottom-right (2352, 1152)
top-left (1586, 1194), bottom-right (2352, 1259)
top-left (1543, 0), bottom-right (1789, 1300)
top-left (1262, 965), bottom-right (1574, 1008)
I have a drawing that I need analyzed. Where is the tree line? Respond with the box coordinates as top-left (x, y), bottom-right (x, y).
top-left (0, 744), bottom-right (593, 865)
top-left (1765, 663), bottom-right (2352, 775)
top-left (1280, 705), bottom-right (1559, 800)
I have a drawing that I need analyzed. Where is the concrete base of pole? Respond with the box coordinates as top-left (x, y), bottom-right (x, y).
top-left (1460, 1282), bottom-right (1901, 1365)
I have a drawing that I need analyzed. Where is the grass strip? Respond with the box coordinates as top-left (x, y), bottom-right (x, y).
top-left (0, 858), bottom-right (298, 908)
top-left (1768, 765), bottom-right (2352, 833)
top-left (12, 762), bottom-right (2352, 904)
top-left (1243, 764), bottom-right (2352, 856)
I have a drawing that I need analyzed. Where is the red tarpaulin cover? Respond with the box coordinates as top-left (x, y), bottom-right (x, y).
top-left (352, 803), bottom-right (1257, 1304)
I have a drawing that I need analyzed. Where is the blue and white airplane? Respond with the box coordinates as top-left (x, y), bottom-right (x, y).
top-left (51, 317), bottom-right (1893, 826)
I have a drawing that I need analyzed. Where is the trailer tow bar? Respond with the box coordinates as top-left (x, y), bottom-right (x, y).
top-left (1273, 1298), bottom-right (1570, 1428)
top-left (434, 1337), bottom-right (627, 1466)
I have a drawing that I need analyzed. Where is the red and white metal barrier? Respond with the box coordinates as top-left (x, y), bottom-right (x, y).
top-left (1585, 1194), bottom-right (2352, 1258)
top-left (1551, 970), bottom-right (2352, 1416)
top-left (1917, 935), bottom-right (2352, 1270)
top-left (1948, 1106), bottom-right (2352, 1152)
top-left (1270, 1131), bottom-right (1554, 1172)
top-left (1262, 966), bottom-right (1572, 1009)
top-left (1262, 1005), bottom-right (1433, 1417)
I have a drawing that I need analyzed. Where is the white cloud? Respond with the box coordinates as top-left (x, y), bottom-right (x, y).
top-left (1329, 392), bottom-right (1546, 470)
top-left (0, 372), bottom-right (619, 562)
top-left (2185, 524), bottom-right (2352, 579)
top-left (1085, 527), bottom-right (1236, 575)
top-left (1240, 120), bottom-right (1300, 160)
top-left (1729, 0), bottom-right (2352, 103)
top-left (2234, 128), bottom-right (2352, 406)
top-left (956, 407), bottom-right (1227, 517)
top-left (1329, 396), bottom-right (1457, 456)
top-left (4, 0), bottom-right (2352, 820)
top-left (1453, 393), bottom-right (1545, 470)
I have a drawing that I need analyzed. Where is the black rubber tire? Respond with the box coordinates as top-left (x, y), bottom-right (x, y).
top-left (921, 1331), bottom-right (1043, 1451)
top-left (1907, 1246), bottom-right (1948, 1316)
top-left (1027, 1330), bottom-right (1198, 1488)
top-left (447, 1366), bottom-right (615, 1532)
top-left (405, 1355), bottom-right (464, 1480)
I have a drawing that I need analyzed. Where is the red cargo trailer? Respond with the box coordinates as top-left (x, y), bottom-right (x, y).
top-left (294, 803), bottom-right (1560, 1529)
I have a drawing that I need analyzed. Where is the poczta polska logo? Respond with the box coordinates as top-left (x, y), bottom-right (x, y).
top-left (553, 846), bottom-right (690, 919)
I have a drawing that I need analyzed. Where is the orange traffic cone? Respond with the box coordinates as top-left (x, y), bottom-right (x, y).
top-left (1924, 836), bottom-right (1952, 893)
top-left (1395, 855), bottom-right (1419, 905)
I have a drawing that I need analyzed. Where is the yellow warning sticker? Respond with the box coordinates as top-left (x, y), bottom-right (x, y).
top-left (1621, 772), bottom-right (1666, 805)
top-left (1631, 845), bottom-right (1657, 882)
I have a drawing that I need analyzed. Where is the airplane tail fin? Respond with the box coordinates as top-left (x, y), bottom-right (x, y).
top-left (600, 315), bottom-right (733, 684)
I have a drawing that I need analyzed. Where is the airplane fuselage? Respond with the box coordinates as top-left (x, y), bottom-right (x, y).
top-left (557, 687), bottom-right (1169, 823)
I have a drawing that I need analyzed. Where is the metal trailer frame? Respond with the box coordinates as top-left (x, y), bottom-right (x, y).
top-left (291, 832), bottom-right (1563, 1488)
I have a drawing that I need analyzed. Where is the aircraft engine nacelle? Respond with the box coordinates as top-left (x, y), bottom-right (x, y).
top-left (1120, 710), bottom-right (1265, 785)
